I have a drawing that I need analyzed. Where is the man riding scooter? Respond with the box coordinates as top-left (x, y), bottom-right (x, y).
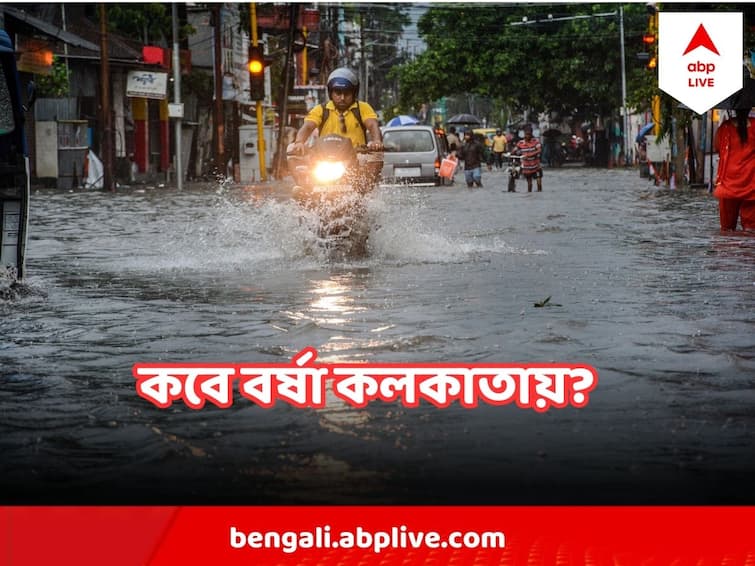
top-left (287, 68), bottom-right (384, 195)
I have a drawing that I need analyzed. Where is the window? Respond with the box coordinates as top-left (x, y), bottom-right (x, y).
top-left (383, 130), bottom-right (434, 152)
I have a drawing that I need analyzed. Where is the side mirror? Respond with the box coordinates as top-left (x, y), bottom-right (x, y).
top-left (23, 80), bottom-right (36, 112)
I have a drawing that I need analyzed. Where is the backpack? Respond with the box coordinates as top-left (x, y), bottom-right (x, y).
top-left (320, 102), bottom-right (368, 141)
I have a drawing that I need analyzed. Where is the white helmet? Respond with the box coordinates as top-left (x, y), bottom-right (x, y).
top-left (327, 67), bottom-right (359, 97)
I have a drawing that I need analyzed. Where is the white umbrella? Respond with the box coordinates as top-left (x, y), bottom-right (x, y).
top-left (386, 115), bottom-right (421, 127)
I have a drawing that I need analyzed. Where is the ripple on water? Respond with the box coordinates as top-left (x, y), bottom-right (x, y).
top-left (2, 172), bottom-right (753, 504)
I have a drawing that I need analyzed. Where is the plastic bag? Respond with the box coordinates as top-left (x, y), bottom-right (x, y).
top-left (439, 155), bottom-right (457, 179)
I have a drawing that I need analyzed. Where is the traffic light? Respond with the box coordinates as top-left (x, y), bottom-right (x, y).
top-left (248, 45), bottom-right (266, 101)
top-left (637, 30), bottom-right (657, 68)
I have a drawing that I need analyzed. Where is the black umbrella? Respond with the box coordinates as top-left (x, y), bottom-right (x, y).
top-left (446, 113), bottom-right (482, 125)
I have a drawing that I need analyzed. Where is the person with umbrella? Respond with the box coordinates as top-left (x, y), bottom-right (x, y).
top-left (446, 113), bottom-right (482, 127)
top-left (713, 107), bottom-right (755, 231)
top-left (460, 130), bottom-right (486, 188)
top-left (635, 122), bottom-right (655, 168)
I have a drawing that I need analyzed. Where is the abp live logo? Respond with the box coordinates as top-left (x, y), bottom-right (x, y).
top-left (658, 12), bottom-right (743, 114)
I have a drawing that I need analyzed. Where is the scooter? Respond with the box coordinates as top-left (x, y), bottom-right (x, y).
top-left (287, 135), bottom-right (382, 259)
top-left (502, 153), bottom-right (522, 192)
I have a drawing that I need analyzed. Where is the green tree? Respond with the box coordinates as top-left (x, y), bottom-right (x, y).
top-left (397, 3), bottom-right (653, 123)
top-left (106, 4), bottom-right (173, 45)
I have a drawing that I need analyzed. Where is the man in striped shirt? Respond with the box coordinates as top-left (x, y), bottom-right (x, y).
top-left (515, 125), bottom-right (543, 192)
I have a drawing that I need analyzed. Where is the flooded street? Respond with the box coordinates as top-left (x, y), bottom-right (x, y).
top-left (1, 166), bottom-right (753, 505)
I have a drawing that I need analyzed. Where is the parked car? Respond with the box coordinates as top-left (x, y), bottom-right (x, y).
top-left (380, 125), bottom-right (452, 186)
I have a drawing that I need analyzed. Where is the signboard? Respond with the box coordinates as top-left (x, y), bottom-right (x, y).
top-left (644, 134), bottom-right (671, 162)
top-left (126, 71), bottom-right (168, 100)
top-left (168, 103), bottom-right (184, 119)
top-left (256, 5), bottom-right (319, 30)
top-left (658, 12), bottom-right (743, 115)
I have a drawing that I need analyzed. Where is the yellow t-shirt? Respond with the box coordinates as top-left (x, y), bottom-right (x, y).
top-left (492, 134), bottom-right (508, 153)
top-left (304, 101), bottom-right (378, 147)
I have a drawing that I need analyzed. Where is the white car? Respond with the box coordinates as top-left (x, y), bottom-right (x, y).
top-left (380, 125), bottom-right (453, 186)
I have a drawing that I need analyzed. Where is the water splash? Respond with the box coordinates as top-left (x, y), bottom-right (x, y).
top-left (54, 182), bottom-right (534, 276)
top-left (0, 268), bottom-right (47, 303)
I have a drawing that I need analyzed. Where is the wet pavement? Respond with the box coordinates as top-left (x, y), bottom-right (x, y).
top-left (1, 165), bottom-right (753, 504)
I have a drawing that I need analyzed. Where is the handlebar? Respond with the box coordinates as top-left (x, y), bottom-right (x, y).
top-left (354, 145), bottom-right (384, 154)
top-left (502, 153), bottom-right (522, 160)
top-left (287, 143), bottom-right (383, 156)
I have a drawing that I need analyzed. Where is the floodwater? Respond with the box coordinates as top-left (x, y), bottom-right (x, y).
top-left (1, 166), bottom-right (753, 505)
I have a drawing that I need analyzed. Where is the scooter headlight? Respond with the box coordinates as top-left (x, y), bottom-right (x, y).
top-left (312, 161), bottom-right (347, 184)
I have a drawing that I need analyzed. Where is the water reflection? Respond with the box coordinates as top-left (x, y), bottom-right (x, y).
top-left (308, 273), bottom-right (367, 326)
top-left (2, 169), bottom-right (754, 504)
top-left (304, 270), bottom-right (416, 455)
top-left (317, 387), bottom-right (373, 438)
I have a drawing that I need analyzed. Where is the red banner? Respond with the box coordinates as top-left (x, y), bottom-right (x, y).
top-left (4, 506), bottom-right (755, 565)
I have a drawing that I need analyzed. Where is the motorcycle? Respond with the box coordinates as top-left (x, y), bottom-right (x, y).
top-left (287, 134), bottom-right (382, 259)
top-left (563, 136), bottom-right (585, 163)
top-left (502, 153), bottom-right (522, 192)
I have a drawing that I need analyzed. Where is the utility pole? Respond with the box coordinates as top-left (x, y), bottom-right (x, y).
top-left (172, 3), bottom-right (183, 190)
top-left (99, 3), bottom-right (113, 191)
top-left (619, 6), bottom-right (629, 165)
top-left (250, 2), bottom-right (267, 181)
top-left (359, 11), bottom-right (366, 100)
top-left (274, 3), bottom-right (298, 179)
top-left (61, 5), bottom-right (70, 79)
top-left (301, 26), bottom-right (308, 85)
top-left (213, 4), bottom-right (225, 175)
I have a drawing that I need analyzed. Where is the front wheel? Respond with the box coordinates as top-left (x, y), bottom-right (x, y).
top-left (507, 174), bottom-right (516, 192)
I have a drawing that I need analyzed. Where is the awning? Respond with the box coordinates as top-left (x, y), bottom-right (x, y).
top-left (1, 5), bottom-right (99, 52)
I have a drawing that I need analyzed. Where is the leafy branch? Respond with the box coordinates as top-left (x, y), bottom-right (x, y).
top-left (36, 56), bottom-right (70, 98)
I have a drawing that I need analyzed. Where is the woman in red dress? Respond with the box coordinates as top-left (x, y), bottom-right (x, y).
top-left (714, 108), bottom-right (755, 231)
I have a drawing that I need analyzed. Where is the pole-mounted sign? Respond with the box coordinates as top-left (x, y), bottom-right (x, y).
top-left (658, 12), bottom-right (743, 115)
